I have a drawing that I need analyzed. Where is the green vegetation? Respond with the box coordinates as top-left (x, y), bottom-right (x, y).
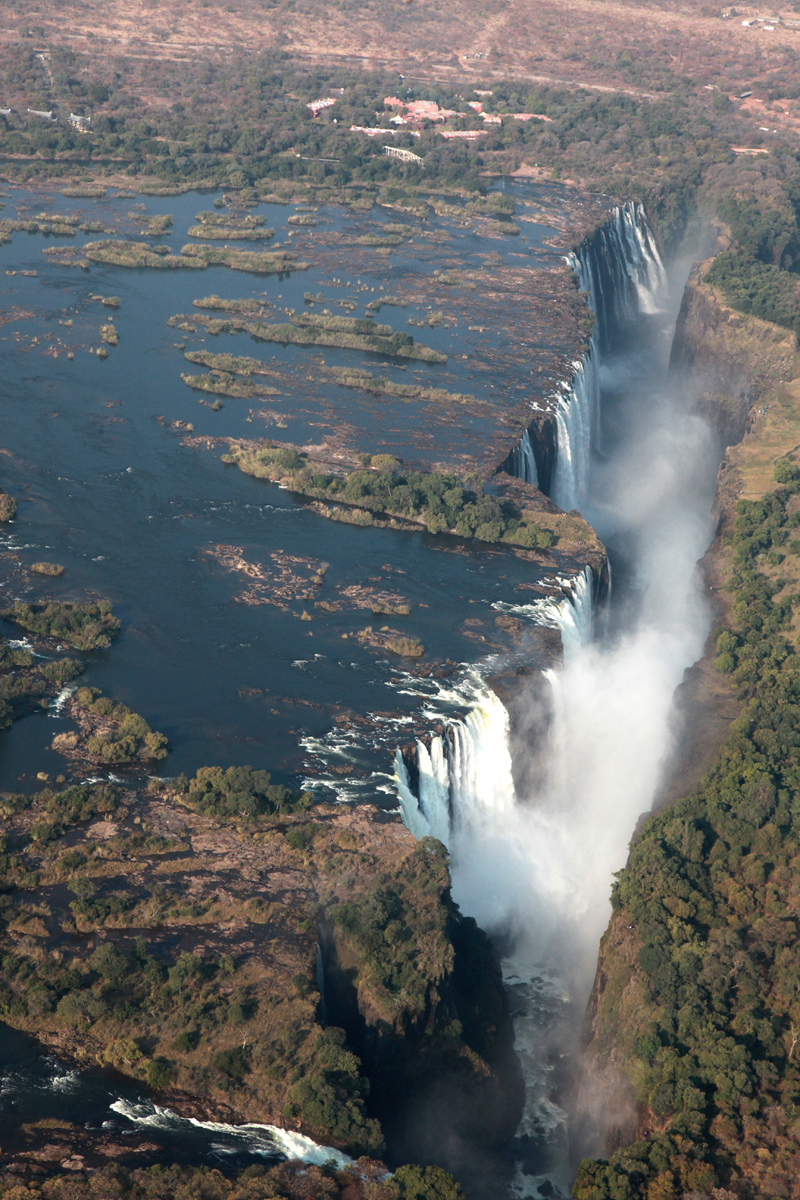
top-left (142, 213), bottom-right (173, 235)
top-left (707, 250), bottom-right (800, 338)
top-left (0, 216), bottom-right (77, 243)
top-left (365, 295), bottom-right (407, 312)
top-left (169, 765), bottom-right (313, 824)
top-left (195, 210), bottom-right (269, 228)
top-left (0, 635), bottom-right (82, 730)
top-left (192, 294), bottom-right (272, 314)
top-left (0, 910), bottom-right (380, 1154)
top-left (0, 769), bottom-right (502, 1160)
top-left (197, 311), bottom-right (445, 363)
top-left (574, 463), bottom-right (800, 1198)
top-left (180, 244), bottom-right (306, 273)
top-left (329, 366), bottom-right (475, 406)
top-left (186, 225), bottom-right (275, 240)
top-left (67, 686), bottom-right (170, 764)
top-left (81, 240), bottom-right (302, 276)
top-left (0, 1159), bottom-right (464, 1200)
top-left (357, 232), bottom-right (404, 247)
top-left (2, 599), bottom-right (120, 649)
top-left (0, 488), bottom-right (17, 521)
top-left (84, 240), bottom-right (205, 269)
top-left (100, 322), bottom-right (118, 345)
top-left (30, 562), bottom-right (64, 576)
top-left (181, 372), bottom-right (279, 399)
top-left (1, 779), bottom-right (121, 839)
top-left (184, 350), bottom-right (275, 375)
top-left (226, 444), bottom-right (556, 548)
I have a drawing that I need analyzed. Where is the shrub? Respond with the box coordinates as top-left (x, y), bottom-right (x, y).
top-left (394, 1165), bottom-right (466, 1199)
top-left (774, 458), bottom-right (800, 485)
top-left (146, 1057), bottom-right (174, 1089)
top-left (177, 765), bottom-right (313, 823)
top-left (213, 1045), bottom-right (251, 1086)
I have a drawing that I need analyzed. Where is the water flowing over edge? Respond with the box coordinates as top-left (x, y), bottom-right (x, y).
top-left (393, 201), bottom-right (665, 1188)
top-left (394, 566), bottom-right (595, 847)
top-left (505, 201), bottom-right (666, 514)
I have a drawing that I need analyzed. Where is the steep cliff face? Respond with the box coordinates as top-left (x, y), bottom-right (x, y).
top-left (670, 261), bottom-right (798, 446)
top-left (574, 271), bottom-right (800, 1198)
top-left (651, 267), bottom-right (800, 813)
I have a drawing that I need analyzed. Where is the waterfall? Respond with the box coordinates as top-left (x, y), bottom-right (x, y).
top-left (550, 353), bottom-right (599, 513)
top-left (507, 201), bottom-right (665, 513)
top-left (567, 200), bottom-right (666, 352)
top-left (492, 566), bottom-right (595, 663)
top-left (395, 568), bottom-right (595, 847)
top-left (395, 683), bottom-right (515, 848)
top-left (507, 427), bottom-right (539, 487)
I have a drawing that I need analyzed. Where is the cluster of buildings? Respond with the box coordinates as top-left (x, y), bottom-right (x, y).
top-left (307, 97), bottom-right (337, 114)
top-left (350, 125), bottom-right (421, 138)
top-left (738, 13), bottom-right (800, 28)
top-left (320, 90), bottom-right (552, 147)
top-left (0, 106), bottom-right (92, 129)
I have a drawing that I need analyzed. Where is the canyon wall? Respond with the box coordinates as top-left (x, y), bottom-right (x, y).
top-left (575, 265), bottom-right (800, 1173)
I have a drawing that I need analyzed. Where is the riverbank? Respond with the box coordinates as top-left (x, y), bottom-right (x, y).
top-left (0, 769), bottom-right (522, 1170)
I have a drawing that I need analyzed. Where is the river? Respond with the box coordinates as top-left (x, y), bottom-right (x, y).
top-left (0, 183), bottom-right (721, 1198)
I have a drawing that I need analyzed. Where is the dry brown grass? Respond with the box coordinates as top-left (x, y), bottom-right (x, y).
top-left (6, 0), bottom-right (800, 110)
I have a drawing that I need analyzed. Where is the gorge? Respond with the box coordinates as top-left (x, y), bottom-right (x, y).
top-left (393, 205), bottom-right (732, 1196)
top-left (0, 171), bottom-right (795, 1200)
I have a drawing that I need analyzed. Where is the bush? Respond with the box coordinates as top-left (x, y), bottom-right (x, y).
top-left (394, 1165), bottom-right (466, 1199)
top-left (146, 1057), bottom-right (174, 1089)
top-left (177, 765), bottom-right (313, 823)
top-left (774, 458), bottom-right (800, 485)
top-left (213, 1045), bottom-right (251, 1086)
top-left (2, 599), bottom-right (120, 649)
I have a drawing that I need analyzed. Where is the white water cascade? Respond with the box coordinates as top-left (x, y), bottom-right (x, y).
top-left (568, 200), bottom-right (667, 347)
top-left (493, 565), bottom-right (595, 662)
top-left (506, 427), bottom-right (539, 487)
top-left (394, 567), bottom-right (595, 847)
top-left (392, 198), bottom-right (713, 1195)
top-left (550, 354), bottom-right (600, 513)
top-left (505, 202), bottom-right (666, 515)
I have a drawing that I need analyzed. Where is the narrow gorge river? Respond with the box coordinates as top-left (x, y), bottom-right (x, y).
top-left (0, 184), bottom-right (724, 1199)
top-left (395, 225), bottom-right (722, 1197)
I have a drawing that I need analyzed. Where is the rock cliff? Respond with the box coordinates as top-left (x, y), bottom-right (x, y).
top-left (574, 267), bottom-right (800, 1197)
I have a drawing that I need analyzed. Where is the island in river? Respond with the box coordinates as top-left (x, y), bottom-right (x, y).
top-left (0, 176), bottom-right (611, 1199)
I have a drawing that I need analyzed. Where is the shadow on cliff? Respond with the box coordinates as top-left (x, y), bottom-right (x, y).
top-left (319, 905), bottom-right (524, 1199)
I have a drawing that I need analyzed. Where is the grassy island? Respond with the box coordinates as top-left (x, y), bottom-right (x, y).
top-left (84, 240), bottom-right (205, 270)
top-left (196, 311), bottom-right (446, 363)
top-left (2, 599), bottom-right (121, 650)
top-left (192, 294), bottom-right (272, 315)
top-left (0, 488), bottom-right (17, 521)
top-left (224, 443), bottom-right (556, 549)
top-left (181, 371), bottom-right (280, 399)
top-left (187, 225), bottom-right (276, 240)
top-left (82, 241), bottom-right (306, 276)
top-left (52, 686), bottom-right (170, 765)
top-left (30, 561), bottom-right (64, 576)
top-left (328, 366), bottom-right (474, 405)
top-left (180, 244), bottom-right (307, 273)
top-left (184, 349), bottom-right (278, 376)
